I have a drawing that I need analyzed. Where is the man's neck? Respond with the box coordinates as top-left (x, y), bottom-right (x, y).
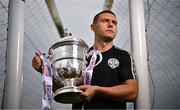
top-left (94, 41), bottom-right (113, 52)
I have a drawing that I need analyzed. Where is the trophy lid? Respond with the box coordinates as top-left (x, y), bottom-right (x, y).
top-left (48, 36), bottom-right (89, 54)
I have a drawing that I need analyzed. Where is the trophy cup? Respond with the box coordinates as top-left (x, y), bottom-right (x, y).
top-left (48, 36), bottom-right (102, 103)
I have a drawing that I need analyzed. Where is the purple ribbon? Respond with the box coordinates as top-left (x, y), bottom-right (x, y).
top-left (36, 50), bottom-right (52, 109)
top-left (84, 50), bottom-right (102, 85)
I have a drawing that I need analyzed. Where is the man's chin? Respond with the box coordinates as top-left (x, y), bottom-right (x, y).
top-left (102, 36), bottom-right (114, 42)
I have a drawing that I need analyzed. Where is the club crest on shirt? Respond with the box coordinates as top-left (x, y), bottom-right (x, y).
top-left (108, 58), bottom-right (119, 69)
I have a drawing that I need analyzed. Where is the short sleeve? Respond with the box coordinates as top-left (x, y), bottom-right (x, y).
top-left (119, 51), bottom-right (137, 81)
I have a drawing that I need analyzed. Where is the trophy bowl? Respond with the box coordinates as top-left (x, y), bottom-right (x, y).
top-left (48, 37), bottom-right (89, 103)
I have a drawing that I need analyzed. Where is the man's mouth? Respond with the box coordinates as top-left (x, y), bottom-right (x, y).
top-left (106, 30), bottom-right (114, 33)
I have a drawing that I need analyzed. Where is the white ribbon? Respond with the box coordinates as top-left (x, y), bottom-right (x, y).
top-left (84, 50), bottom-right (102, 85)
top-left (36, 50), bottom-right (52, 109)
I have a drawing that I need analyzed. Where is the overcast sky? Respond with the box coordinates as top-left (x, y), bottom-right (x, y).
top-left (55, 0), bottom-right (104, 46)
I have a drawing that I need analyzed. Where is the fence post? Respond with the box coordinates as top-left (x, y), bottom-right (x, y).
top-left (129, 0), bottom-right (151, 109)
top-left (3, 0), bottom-right (25, 108)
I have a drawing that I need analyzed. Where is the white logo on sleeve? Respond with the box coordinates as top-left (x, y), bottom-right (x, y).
top-left (108, 58), bottom-right (119, 69)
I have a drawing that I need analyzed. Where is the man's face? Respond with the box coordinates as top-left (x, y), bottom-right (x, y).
top-left (91, 12), bottom-right (118, 42)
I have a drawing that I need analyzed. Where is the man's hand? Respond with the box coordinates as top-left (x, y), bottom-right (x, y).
top-left (78, 85), bottom-right (98, 102)
top-left (32, 55), bottom-right (42, 72)
top-left (78, 79), bottom-right (138, 102)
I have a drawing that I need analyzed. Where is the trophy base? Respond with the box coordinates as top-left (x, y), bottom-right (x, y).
top-left (54, 86), bottom-right (84, 103)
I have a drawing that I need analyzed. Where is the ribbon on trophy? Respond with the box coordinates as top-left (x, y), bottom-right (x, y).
top-left (84, 49), bottom-right (102, 85)
top-left (36, 50), bottom-right (52, 109)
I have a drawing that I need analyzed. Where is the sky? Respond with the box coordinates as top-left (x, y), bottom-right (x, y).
top-left (55, 0), bottom-right (104, 46)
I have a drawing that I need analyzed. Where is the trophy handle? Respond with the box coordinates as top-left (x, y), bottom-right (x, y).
top-left (94, 50), bottom-right (102, 66)
top-left (85, 49), bottom-right (102, 66)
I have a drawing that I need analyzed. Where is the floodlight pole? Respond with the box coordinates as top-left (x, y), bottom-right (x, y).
top-left (45, 0), bottom-right (65, 38)
top-left (103, 0), bottom-right (113, 10)
top-left (3, 0), bottom-right (24, 109)
top-left (129, 0), bottom-right (151, 109)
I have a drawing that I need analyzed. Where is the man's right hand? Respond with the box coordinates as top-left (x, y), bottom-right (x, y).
top-left (32, 55), bottom-right (42, 72)
top-left (32, 55), bottom-right (64, 92)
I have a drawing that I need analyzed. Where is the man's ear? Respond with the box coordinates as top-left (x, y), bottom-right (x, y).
top-left (91, 24), bottom-right (95, 31)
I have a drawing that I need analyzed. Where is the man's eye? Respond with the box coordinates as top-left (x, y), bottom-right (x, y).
top-left (101, 19), bottom-right (108, 22)
top-left (112, 21), bottom-right (117, 25)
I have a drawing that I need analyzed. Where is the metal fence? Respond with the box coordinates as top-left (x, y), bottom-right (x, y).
top-left (112, 0), bottom-right (180, 109)
top-left (0, 0), bottom-right (8, 108)
top-left (0, 0), bottom-right (180, 109)
top-left (144, 0), bottom-right (180, 108)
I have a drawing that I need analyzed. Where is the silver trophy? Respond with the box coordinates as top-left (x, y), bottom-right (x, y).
top-left (47, 36), bottom-right (102, 103)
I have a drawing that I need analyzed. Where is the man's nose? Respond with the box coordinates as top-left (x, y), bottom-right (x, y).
top-left (108, 21), bottom-right (113, 27)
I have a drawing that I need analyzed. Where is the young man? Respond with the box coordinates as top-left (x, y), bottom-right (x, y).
top-left (32, 10), bottom-right (138, 109)
top-left (72, 10), bottom-right (138, 109)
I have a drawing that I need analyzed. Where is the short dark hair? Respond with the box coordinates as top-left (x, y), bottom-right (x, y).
top-left (92, 10), bottom-right (116, 23)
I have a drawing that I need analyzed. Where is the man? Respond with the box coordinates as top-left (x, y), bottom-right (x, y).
top-left (32, 10), bottom-right (138, 109)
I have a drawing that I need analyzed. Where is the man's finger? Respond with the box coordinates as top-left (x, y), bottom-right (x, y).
top-left (32, 55), bottom-right (42, 70)
top-left (80, 92), bottom-right (91, 102)
top-left (78, 85), bottom-right (88, 91)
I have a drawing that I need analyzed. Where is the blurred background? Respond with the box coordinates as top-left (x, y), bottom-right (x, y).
top-left (0, 0), bottom-right (180, 109)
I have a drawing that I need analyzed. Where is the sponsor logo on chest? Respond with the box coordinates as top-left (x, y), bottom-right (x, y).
top-left (108, 58), bottom-right (119, 69)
